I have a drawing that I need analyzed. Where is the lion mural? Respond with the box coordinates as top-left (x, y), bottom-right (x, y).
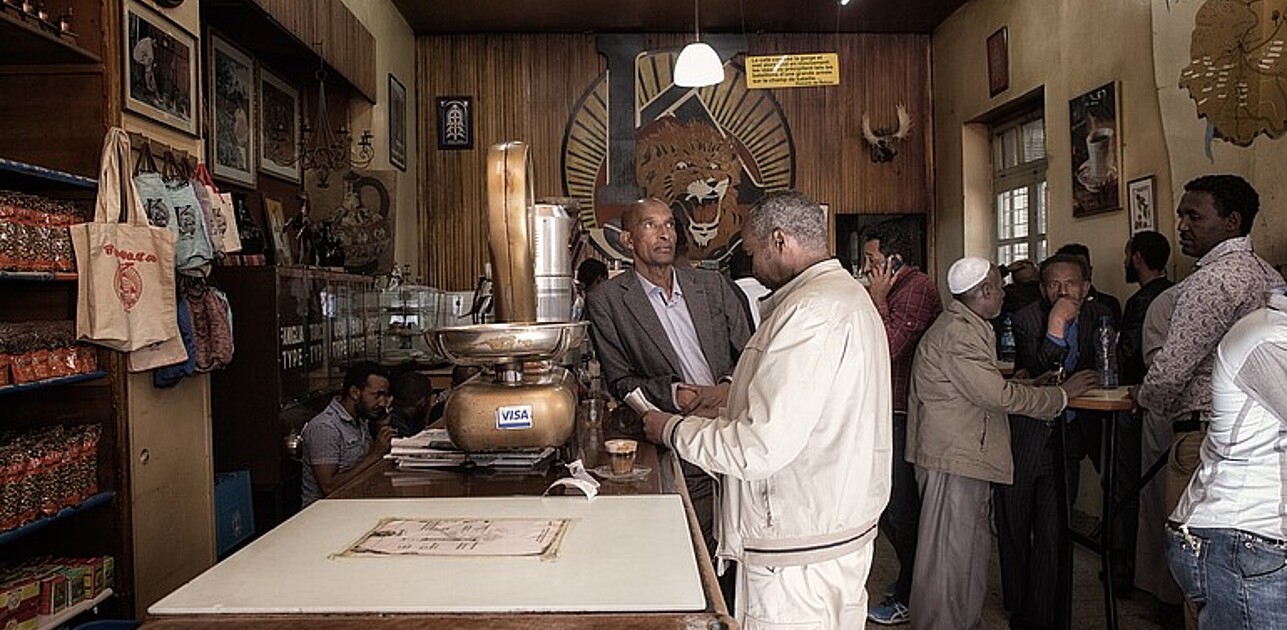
top-left (635, 117), bottom-right (744, 260)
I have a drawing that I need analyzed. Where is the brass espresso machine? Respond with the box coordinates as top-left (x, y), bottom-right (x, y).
top-left (428, 141), bottom-right (587, 452)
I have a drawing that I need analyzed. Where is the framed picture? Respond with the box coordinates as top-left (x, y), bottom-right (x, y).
top-left (437, 96), bottom-right (473, 150)
top-left (258, 67), bottom-right (301, 183)
top-left (1069, 82), bottom-right (1121, 217)
top-left (987, 27), bottom-right (1009, 97)
top-left (1128, 176), bottom-right (1156, 234)
top-left (208, 31), bottom-right (256, 187)
top-left (263, 196), bottom-right (292, 265)
top-left (388, 74), bottom-right (407, 170)
top-left (122, 0), bottom-right (198, 135)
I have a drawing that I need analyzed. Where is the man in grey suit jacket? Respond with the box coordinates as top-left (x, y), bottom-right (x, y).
top-left (587, 198), bottom-right (752, 583)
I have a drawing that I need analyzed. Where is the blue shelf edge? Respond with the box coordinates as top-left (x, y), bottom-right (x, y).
top-left (0, 491), bottom-right (115, 546)
top-left (0, 371), bottom-right (107, 396)
top-left (0, 270), bottom-right (77, 282)
top-left (0, 157), bottom-right (97, 189)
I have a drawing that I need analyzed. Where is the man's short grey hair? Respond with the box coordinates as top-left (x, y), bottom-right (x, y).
top-left (747, 191), bottom-right (828, 252)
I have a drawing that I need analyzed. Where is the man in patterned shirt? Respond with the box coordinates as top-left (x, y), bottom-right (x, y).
top-left (1133, 174), bottom-right (1283, 555)
top-left (860, 226), bottom-right (942, 626)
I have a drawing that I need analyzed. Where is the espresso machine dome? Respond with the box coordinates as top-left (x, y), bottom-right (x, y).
top-left (428, 141), bottom-right (586, 452)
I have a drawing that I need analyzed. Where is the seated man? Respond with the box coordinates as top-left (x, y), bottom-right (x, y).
top-left (300, 361), bottom-right (393, 507)
top-left (387, 371), bottom-right (431, 438)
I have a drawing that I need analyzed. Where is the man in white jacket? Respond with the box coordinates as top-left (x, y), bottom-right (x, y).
top-left (644, 190), bottom-right (892, 629)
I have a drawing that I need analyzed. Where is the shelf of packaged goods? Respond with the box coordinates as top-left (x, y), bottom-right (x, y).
top-left (0, 157), bottom-right (97, 189)
top-left (0, 9), bottom-right (101, 67)
top-left (0, 371), bottom-right (107, 396)
top-left (35, 587), bottom-right (113, 630)
top-left (0, 491), bottom-right (115, 547)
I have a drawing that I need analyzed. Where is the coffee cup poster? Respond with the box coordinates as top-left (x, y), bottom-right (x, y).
top-left (1069, 82), bottom-right (1121, 217)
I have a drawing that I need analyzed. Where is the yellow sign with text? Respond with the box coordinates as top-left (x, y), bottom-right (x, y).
top-left (745, 53), bottom-right (840, 89)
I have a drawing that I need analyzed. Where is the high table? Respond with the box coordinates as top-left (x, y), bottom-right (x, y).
top-left (143, 442), bottom-right (735, 629)
top-left (1064, 387), bottom-right (1135, 630)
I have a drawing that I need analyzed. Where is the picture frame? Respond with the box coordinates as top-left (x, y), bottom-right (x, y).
top-left (122, 0), bottom-right (198, 136)
top-left (208, 30), bottom-right (257, 188)
top-left (1069, 82), bottom-right (1121, 217)
top-left (258, 66), bottom-right (301, 183)
top-left (388, 74), bottom-right (407, 170)
top-left (437, 96), bottom-right (473, 150)
top-left (987, 27), bottom-right (1009, 98)
top-left (263, 196), bottom-right (292, 266)
top-left (1127, 176), bottom-right (1156, 234)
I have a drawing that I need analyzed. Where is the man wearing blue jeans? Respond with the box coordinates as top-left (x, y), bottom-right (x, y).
top-left (1166, 286), bottom-right (1287, 629)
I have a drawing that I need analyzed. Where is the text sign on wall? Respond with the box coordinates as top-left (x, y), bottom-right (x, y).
top-left (745, 53), bottom-right (840, 89)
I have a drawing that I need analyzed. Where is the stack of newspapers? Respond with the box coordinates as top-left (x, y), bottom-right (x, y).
top-left (387, 428), bottom-right (556, 471)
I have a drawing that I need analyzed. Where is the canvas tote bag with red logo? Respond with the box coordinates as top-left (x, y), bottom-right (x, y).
top-left (71, 128), bottom-right (179, 352)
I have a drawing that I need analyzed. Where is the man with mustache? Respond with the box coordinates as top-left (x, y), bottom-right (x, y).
top-left (586, 197), bottom-right (752, 604)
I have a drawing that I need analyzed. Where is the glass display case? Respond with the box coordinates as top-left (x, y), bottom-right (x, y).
top-left (378, 284), bottom-right (440, 364)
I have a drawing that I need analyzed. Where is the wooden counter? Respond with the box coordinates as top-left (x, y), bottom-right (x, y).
top-left (143, 442), bottom-right (735, 629)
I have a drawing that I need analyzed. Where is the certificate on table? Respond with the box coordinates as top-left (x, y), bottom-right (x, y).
top-left (341, 517), bottom-right (573, 557)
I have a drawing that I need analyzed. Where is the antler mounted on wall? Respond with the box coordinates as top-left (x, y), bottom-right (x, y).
top-left (861, 104), bottom-right (913, 163)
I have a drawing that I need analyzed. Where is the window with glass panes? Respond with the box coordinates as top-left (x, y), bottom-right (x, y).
top-left (992, 113), bottom-right (1047, 267)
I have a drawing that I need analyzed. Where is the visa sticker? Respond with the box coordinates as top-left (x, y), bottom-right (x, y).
top-left (496, 405), bottom-right (534, 430)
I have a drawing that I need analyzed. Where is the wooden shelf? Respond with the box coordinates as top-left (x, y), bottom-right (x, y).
top-left (0, 491), bottom-right (115, 546)
top-left (0, 8), bottom-right (100, 66)
top-left (0, 371), bottom-right (108, 396)
top-left (36, 587), bottom-right (113, 630)
top-left (0, 156), bottom-right (97, 188)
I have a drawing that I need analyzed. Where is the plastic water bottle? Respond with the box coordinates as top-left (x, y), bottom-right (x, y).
top-left (1096, 316), bottom-right (1119, 388)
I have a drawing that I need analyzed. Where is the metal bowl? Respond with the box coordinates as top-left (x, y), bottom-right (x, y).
top-left (428, 321), bottom-right (588, 366)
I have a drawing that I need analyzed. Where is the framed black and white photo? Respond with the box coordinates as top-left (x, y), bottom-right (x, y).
top-left (388, 74), bottom-right (407, 170)
top-left (437, 96), bottom-right (473, 150)
top-left (258, 66), bottom-right (301, 183)
top-left (1128, 176), bottom-right (1156, 234)
top-left (122, 0), bottom-right (198, 135)
top-left (208, 31), bottom-right (256, 187)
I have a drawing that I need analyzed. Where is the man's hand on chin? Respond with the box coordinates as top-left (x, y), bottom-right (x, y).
top-left (643, 410), bottom-right (672, 444)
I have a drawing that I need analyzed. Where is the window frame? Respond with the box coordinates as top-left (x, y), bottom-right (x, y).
top-left (991, 110), bottom-right (1048, 267)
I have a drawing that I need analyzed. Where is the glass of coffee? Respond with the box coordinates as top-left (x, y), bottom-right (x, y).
top-left (604, 439), bottom-right (637, 475)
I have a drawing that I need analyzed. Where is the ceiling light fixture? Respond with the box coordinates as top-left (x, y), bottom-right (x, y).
top-left (673, 0), bottom-right (725, 88)
top-left (839, 0), bottom-right (852, 5)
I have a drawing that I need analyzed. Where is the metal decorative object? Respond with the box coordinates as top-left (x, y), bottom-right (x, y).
top-left (282, 45), bottom-right (375, 188)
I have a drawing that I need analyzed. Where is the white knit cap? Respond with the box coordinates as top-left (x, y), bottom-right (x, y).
top-left (947, 257), bottom-right (992, 294)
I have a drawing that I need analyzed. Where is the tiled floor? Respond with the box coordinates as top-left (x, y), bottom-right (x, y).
top-left (864, 533), bottom-right (1180, 629)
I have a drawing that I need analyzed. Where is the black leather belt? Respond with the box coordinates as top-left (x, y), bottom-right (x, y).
top-left (1173, 411), bottom-right (1210, 433)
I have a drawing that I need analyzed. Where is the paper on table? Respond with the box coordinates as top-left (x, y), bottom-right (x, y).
top-left (545, 459), bottom-right (599, 500)
top-left (340, 517), bottom-right (573, 557)
top-left (624, 388), bottom-right (661, 415)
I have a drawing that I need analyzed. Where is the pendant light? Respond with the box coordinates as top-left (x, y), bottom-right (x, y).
top-left (673, 0), bottom-right (725, 87)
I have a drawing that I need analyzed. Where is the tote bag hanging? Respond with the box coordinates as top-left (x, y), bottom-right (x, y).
top-left (194, 163), bottom-right (242, 254)
top-left (71, 128), bottom-right (179, 352)
top-left (132, 143), bottom-right (177, 231)
top-left (161, 153), bottom-right (215, 274)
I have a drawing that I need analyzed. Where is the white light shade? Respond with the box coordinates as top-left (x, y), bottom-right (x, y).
top-left (673, 42), bottom-right (725, 87)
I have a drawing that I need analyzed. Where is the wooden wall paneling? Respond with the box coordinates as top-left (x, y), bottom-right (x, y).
top-left (746, 33), bottom-right (931, 216)
top-left (417, 35), bottom-right (604, 290)
top-left (415, 33), bottom-right (929, 290)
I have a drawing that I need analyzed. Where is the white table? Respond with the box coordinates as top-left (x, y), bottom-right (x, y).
top-left (149, 495), bottom-right (705, 615)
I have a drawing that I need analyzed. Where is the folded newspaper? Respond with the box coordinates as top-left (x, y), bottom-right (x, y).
top-left (387, 428), bottom-right (555, 470)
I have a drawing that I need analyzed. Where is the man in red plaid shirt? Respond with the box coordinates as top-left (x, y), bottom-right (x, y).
top-left (861, 226), bottom-right (943, 626)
